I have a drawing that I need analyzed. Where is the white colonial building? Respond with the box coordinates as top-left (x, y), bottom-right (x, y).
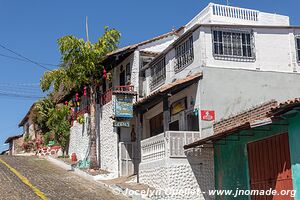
top-left (133, 3), bottom-right (300, 200)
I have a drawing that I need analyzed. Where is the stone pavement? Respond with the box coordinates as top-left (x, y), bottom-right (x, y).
top-left (0, 156), bottom-right (128, 200)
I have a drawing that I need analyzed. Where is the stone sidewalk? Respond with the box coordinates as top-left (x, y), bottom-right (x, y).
top-left (46, 156), bottom-right (153, 200)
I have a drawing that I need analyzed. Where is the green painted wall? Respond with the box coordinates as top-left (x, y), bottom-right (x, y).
top-left (214, 125), bottom-right (288, 200)
top-left (287, 112), bottom-right (300, 200)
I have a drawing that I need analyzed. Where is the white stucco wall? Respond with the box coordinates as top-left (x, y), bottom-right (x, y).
top-left (68, 114), bottom-right (90, 161)
top-left (185, 3), bottom-right (289, 32)
top-left (139, 148), bottom-right (214, 200)
top-left (203, 27), bottom-right (300, 73)
top-left (143, 25), bottom-right (300, 98)
top-left (199, 66), bottom-right (300, 136)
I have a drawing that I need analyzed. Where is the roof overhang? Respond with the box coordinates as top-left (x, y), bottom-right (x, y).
top-left (134, 72), bottom-right (202, 111)
top-left (184, 118), bottom-right (274, 149)
top-left (269, 99), bottom-right (300, 117)
top-left (18, 103), bottom-right (36, 127)
top-left (5, 134), bottom-right (23, 144)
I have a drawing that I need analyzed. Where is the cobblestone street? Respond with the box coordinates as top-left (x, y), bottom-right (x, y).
top-left (0, 156), bottom-right (127, 200)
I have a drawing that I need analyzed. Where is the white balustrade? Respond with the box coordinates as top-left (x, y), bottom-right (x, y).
top-left (211, 3), bottom-right (258, 21)
top-left (141, 133), bottom-right (166, 162)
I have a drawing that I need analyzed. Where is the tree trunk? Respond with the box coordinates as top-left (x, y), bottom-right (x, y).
top-left (89, 85), bottom-right (98, 169)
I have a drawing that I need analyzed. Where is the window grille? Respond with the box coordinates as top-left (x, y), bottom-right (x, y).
top-left (175, 36), bottom-right (194, 72)
top-left (150, 57), bottom-right (166, 90)
top-left (296, 36), bottom-right (300, 62)
top-left (213, 30), bottom-right (254, 59)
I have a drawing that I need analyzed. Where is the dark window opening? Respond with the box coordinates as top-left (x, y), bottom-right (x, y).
top-left (187, 112), bottom-right (199, 131)
top-left (150, 113), bottom-right (164, 137)
top-left (169, 120), bottom-right (179, 131)
top-left (296, 37), bottom-right (300, 62)
top-left (125, 63), bottom-right (131, 84)
top-left (119, 70), bottom-right (126, 86)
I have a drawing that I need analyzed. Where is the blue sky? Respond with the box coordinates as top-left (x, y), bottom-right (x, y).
top-left (0, 0), bottom-right (299, 152)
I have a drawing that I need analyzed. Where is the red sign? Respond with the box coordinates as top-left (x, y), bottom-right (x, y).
top-left (201, 110), bottom-right (215, 121)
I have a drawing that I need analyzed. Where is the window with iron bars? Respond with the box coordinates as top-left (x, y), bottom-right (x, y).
top-left (296, 36), bottom-right (300, 62)
top-left (213, 30), bottom-right (254, 59)
top-left (150, 57), bottom-right (166, 90)
top-left (174, 36), bottom-right (194, 72)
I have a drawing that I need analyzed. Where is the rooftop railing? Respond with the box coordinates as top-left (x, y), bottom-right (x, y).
top-left (211, 3), bottom-right (258, 21)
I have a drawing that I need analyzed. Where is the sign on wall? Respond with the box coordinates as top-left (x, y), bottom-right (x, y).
top-left (113, 94), bottom-right (134, 118)
top-left (113, 121), bottom-right (130, 128)
top-left (170, 98), bottom-right (187, 116)
top-left (201, 110), bottom-right (215, 121)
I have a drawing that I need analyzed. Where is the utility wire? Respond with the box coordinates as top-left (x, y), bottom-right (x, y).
top-left (0, 53), bottom-right (59, 67)
top-left (0, 91), bottom-right (43, 99)
top-left (0, 84), bottom-right (42, 93)
top-left (0, 83), bottom-right (40, 86)
top-left (0, 43), bottom-right (53, 71)
top-left (0, 89), bottom-right (42, 96)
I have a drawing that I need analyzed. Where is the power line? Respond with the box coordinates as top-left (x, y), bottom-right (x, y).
top-left (0, 83), bottom-right (40, 86)
top-left (0, 88), bottom-right (42, 95)
top-left (0, 53), bottom-right (59, 67)
top-left (0, 91), bottom-right (43, 99)
top-left (0, 83), bottom-right (42, 93)
top-left (0, 43), bottom-right (53, 71)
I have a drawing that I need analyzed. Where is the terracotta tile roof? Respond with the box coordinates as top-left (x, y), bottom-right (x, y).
top-left (184, 100), bottom-right (278, 149)
top-left (5, 134), bottom-right (23, 144)
top-left (185, 97), bottom-right (300, 149)
top-left (18, 103), bottom-right (36, 127)
top-left (269, 97), bottom-right (300, 116)
top-left (134, 72), bottom-right (202, 106)
top-left (214, 100), bottom-right (278, 135)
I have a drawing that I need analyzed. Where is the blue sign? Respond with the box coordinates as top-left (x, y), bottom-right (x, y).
top-left (113, 94), bottom-right (134, 118)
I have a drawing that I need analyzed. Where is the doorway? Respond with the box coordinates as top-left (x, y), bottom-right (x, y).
top-left (247, 133), bottom-right (294, 200)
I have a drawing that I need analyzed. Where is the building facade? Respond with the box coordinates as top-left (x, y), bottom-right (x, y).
top-left (134, 3), bottom-right (300, 200)
top-left (4, 134), bottom-right (24, 155)
top-left (65, 3), bottom-right (300, 199)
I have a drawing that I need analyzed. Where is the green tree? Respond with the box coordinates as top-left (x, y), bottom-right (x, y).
top-left (46, 104), bottom-right (71, 155)
top-left (33, 95), bottom-right (56, 134)
top-left (40, 26), bottom-right (121, 168)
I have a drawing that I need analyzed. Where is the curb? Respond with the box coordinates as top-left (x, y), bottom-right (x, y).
top-left (45, 156), bottom-right (136, 199)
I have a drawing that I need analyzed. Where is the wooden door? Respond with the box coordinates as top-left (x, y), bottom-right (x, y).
top-left (247, 133), bottom-right (294, 200)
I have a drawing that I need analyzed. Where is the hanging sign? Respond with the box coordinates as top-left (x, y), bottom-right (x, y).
top-left (114, 94), bottom-right (134, 118)
top-left (201, 110), bottom-right (215, 121)
top-left (113, 121), bottom-right (130, 127)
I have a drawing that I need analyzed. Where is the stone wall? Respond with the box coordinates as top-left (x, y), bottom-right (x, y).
top-left (12, 137), bottom-right (24, 155)
top-left (68, 114), bottom-right (90, 161)
top-left (139, 148), bottom-right (214, 200)
top-left (99, 102), bottom-right (118, 173)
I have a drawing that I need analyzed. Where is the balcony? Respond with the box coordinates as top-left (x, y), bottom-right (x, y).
top-left (100, 85), bottom-right (135, 106)
top-left (70, 105), bottom-right (90, 125)
top-left (141, 131), bottom-right (202, 163)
